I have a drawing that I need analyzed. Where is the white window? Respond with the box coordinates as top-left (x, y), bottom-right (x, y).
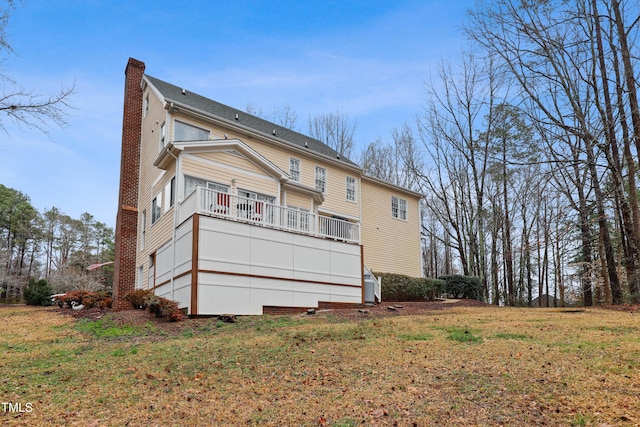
top-left (184, 176), bottom-right (231, 213)
top-left (392, 196), bottom-right (407, 220)
top-left (144, 93), bottom-right (149, 117)
top-left (346, 176), bottom-right (356, 201)
top-left (287, 206), bottom-right (310, 231)
top-left (206, 181), bottom-right (231, 214)
top-left (238, 189), bottom-right (276, 222)
top-left (151, 193), bottom-right (162, 224)
top-left (141, 210), bottom-right (146, 251)
top-left (238, 189), bottom-right (275, 204)
top-left (289, 158), bottom-right (301, 182)
top-left (169, 177), bottom-right (176, 207)
top-left (174, 120), bottom-right (210, 141)
top-left (315, 166), bottom-right (326, 192)
top-left (184, 175), bottom-right (206, 197)
top-left (207, 181), bottom-right (230, 193)
top-left (164, 177), bottom-right (176, 211)
top-left (159, 122), bottom-right (166, 149)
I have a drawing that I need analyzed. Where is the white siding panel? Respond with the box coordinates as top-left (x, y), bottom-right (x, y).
top-left (155, 240), bottom-right (173, 285)
top-left (155, 283), bottom-right (172, 299)
top-left (198, 273), bottom-right (252, 314)
top-left (250, 277), bottom-right (294, 311)
top-left (194, 216), bottom-right (362, 315)
top-left (173, 276), bottom-right (192, 312)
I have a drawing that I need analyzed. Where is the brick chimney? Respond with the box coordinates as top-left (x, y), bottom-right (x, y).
top-left (113, 58), bottom-right (145, 309)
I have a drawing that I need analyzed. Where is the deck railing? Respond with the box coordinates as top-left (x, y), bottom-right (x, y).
top-left (179, 187), bottom-right (360, 244)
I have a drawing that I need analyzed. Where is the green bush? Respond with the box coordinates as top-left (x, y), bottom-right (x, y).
top-left (23, 279), bottom-right (53, 306)
top-left (377, 272), bottom-right (445, 302)
top-left (438, 275), bottom-right (483, 300)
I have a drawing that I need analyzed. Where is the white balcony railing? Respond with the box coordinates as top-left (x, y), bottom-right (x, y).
top-left (179, 187), bottom-right (360, 244)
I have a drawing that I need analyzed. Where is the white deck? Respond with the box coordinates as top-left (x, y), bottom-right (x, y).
top-left (178, 187), bottom-right (360, 244)
top-left (154, 214), bottom-right (363, 315)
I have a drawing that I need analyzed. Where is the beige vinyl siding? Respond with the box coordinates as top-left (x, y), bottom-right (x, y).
top-left (136, 88), bottom-right (177, 288)
top-left (167, 116), bottom-right (363, 219)
top-left (198, 151), bottom-right (271, 177)
top-left (360, 178), bottom-right (422, 277)
top-left (238, 138), bottom-right (361, 218)
top-left (137, 85), bottom-right (423, 289)
top-left (283, 191), bottom-right (313, 210)
top-left (182, 155), bottom-right (279, 200)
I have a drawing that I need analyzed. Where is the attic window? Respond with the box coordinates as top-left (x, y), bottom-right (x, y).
top-left (174, 120), bottom-right (210, 142)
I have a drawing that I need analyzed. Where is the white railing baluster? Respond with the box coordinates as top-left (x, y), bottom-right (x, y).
top-left (180, 187), bottom-right (360, 243)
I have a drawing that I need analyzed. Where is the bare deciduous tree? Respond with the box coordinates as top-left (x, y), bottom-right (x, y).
top-left (246, 103), bottom-right (299, 130)
top-left (0, 1), bottom-right (74, 135)
top-left (308, 110), bottom-right (357, 159)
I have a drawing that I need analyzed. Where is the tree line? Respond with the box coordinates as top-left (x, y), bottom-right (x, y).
top-left (267, 0), bottom-right (640, 307)
top-left (0, 184), bottom-right (114, 301)
top-left (5, 1), bottom-right (638, 307)
top-left (416, 0), bottom-right (640, 307)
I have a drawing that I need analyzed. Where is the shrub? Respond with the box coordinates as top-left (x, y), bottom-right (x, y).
top-left (23, 279), bottom-right (53, 306)
top-left (438, 275), bottom-right (483, 300)
top-left (377, 272), bottom-right (446, 302)
top-left (59, 290), bottom-right (91, 306)
top-left (54, 290), bottom-right (112, 309)
top-left (124, 289), bottom-right (154, 309)
top-left (143, 294), bottom-right (183, 322)
top-left (97, 297), bottom-right (112, 309)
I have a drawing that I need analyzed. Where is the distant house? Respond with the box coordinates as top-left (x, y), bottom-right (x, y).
top-left (112, 58), bottom-right (423, 315)
top-left (531, 294), bottom-right (561, 308)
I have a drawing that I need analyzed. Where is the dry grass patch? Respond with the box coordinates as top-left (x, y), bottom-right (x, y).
top-left (1, 305), bottom-right (639, 426)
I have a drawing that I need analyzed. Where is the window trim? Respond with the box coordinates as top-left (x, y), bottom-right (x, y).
top-left (286, 205), bottom-right (310, 231)
top-left (174, 119), bottom-right (210, 142)
top-left (315, 166), bottom-right (326, 192)
top-left (151, 193), bottom-right (162, 224)
top-left (169, 177), bottom-right (176, 208)
top-left (392, 196), bottom-right (408, 220)
top-left (289, 157), bottom-right (301, 182)
top-left (184, 175), bottom-right (230, 200)
top-left (346, 176), bottom-right (356, 202)
top-left (159, 122), bottom-right (166, 150)
top-left (141, 210), bottom-right (146, 251)
top-left (144, 93), bottom-right (149, 117)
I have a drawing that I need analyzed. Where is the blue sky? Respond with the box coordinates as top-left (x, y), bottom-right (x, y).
top-left (0, 0), bottom-right (472, 228)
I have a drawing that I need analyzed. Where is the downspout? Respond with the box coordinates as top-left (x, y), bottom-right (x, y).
top-left (162, 108), bottom-right (180, 302)
top-left (169, 143), bottom-right (179, 302)
top-left (419, 200), bottom-right (425, 277)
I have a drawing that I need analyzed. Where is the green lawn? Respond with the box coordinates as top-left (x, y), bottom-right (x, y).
top-left (1, 305), bottom-right (639, 426)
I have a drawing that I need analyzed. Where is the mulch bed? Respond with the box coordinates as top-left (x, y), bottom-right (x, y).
top-left (53, 298), bottom-right (491, 332)
top-left (44, 299), bottom-right (640, 337)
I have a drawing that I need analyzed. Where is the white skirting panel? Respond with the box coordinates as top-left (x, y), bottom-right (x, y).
top-left (155, 240), bottom-right (173, 286)
top-left (197, 272), bottom-right (362, 315)
top-left (195, 216), bottom-right (362, 315)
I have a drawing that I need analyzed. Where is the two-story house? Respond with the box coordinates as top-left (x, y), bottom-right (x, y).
top-left (113, 58), bottom-right (422, 315)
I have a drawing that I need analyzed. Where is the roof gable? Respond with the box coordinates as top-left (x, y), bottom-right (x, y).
top-left (155, 138), bottom-right (287, 179)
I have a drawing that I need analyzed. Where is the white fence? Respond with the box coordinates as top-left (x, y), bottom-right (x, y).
top-left (179, 187), bottom-right (360, 244)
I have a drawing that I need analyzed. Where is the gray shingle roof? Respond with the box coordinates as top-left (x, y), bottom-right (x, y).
top-left (145, 74), bottom-right (359, 167)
